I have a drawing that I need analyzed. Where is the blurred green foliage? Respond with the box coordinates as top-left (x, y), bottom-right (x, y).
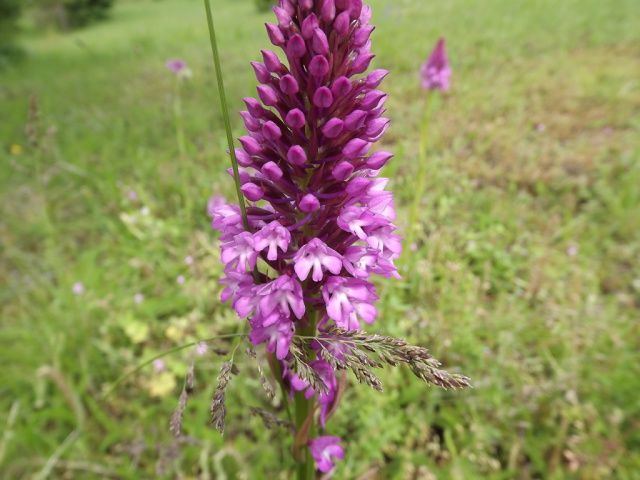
top-left (33, 0), bottom-right (115, 30)
top-left (1, 0), bottom-right (639, 478)
top-left (254, 0), bottom-right (276, 14)
top-left (0, 0), bottom-right (23, 65)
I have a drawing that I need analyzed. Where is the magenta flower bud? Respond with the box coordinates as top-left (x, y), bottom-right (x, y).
top-left (354, 25), bottom-right (374, 47)
top-left (345, 177), bottom-right (370, 197)
top-left (360, 5), bottom-right (372, 24)
top-left (366, 118), bottom-right (390, 137)
top-left (360, 90), bottom-right (386, 110)
top-left (366, 151), bottom-right (393, 169)
top-left (365, 69), bottom-right (389, 89)
top-left (235, 148), bottom-right (253, 167)
top-left (331, 76), bottom-right (352, 97)
top-left (287, 145), bottom-right (307, 166)
top-left (257, 85), bottom-right (278, 106)
top-left (300, 0), bottom-right (313, 11)
top-left (239, 111), bottom-right (261, 132)
top-left (262, 121), bottom-right (282, 141)
top-left (321, 0), bottom-right (336, 22)
top-left (322, 118), bottom-right (344, 138)
top-left (241, 183), bottom-right (264, 201)
top-left (261, 50), bottom-right (281, 72)
top-left (301, 14), bottom-right (319, 39)
top-left (343, 138), bottom-right (370, 158)
top-left (280, 0), bottom-right (295, 16)
top-left (244, 97), bottom-right (265, 119)
top-left (313, 87), bottom-right (333, 108)
top-left (332, 161), bottom-right (354, 181)
top-left (349, 0), bottom-right (363, 19)
top-left (285, 108), bottom-right (306, 128)
top-left (335, 0), bottom-right (349, 10)
top-left (262, 161), bottom-right (283, 181)
top-left (299, 193), bottom-right (320, 213)
top-left (265, 23), bottom-right (285, 46)
top-left (280, 74), bottom-right (299, 95)
top-left (334, 11), bottom-right (351, 36)
top-left (349, 53), bottom-right (375, 75)
top-left (227, 167), bottom-right (250, 185)
top-left (273, 7), bottom-right (292, 28)
top-left (286, 35), bottom-right (306, 58)
top-left (238, 136), bottom-right (262, 155)
top-left (309, 56), bottom-right (330, 77)
top-left (312, 29), bottom-right (330, 56)
top-left (251, 62), bottom-right (271, 84)
top-left (344, 110), bottom-right (368, 130)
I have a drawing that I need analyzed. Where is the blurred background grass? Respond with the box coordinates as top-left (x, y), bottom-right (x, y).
top-left (1, 0), bottom-right (639, 478)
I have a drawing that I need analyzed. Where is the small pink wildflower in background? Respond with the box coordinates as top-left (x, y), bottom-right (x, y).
top-left (134, 293), bottom-right (144, 303)
top-left (166, 58), bottom-right (193, 80)
top-left (184, 256), bottom-right (194, 265)
top-left (166, 59), bottom-right (186, 74)
top-left (153, 359), bottom-right (166, 373)
top-left (177, 275), bottom-right (185, 284)
top-left (420, 37), bottom-right (451, 91)
top-left (72, 282), bottom-right (84, 295)
top-left (207, 195), bottom-right (226, 217)
top-left (127, 190), bottom-right (138, 200)
top-left (567, 245), bottom-right (578, 256)
top-left (195, 342), bottom-right (208, 356)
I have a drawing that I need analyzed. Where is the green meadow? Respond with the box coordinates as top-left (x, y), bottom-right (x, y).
top-left (1, 0), bottom-right (639, 478)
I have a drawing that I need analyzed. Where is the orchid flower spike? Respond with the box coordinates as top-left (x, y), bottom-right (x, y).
top-left (419, 37), bottom-right (451, 91)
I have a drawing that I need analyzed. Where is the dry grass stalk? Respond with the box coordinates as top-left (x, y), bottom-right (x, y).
top-left (308, 327), bottom-right (472, 391)
top-left (210, 362), bottom-right (233, 435)
top-left (250, 407), bottom-right (292, 430)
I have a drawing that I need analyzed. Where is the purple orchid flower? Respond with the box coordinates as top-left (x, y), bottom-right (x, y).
top-left (419, 37), bottom-right (451, 91)
top-left (211, 0), bottom-right (402, 472)
top-left (309, 436), bottom-right (344, 473)
top-left (166, 58), bottom-right (187, 74)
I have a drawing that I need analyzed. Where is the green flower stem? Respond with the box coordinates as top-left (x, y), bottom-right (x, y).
top-left (405, 91), bottom-right (434, 257)
top-left (295, 309), bottom-right (318, 480)
top-left (294, 390), bottom-right (315, 480)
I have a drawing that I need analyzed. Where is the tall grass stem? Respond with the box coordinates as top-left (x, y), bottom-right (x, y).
top-left (203, 0), bottom-right (250, 233)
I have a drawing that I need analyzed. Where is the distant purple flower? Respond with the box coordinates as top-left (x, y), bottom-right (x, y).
top-left (309, 436), bottom-right (344, 473)
top-left (153, 359), bottom-right (166, 373)
top-left (176, 275), bottom-right (185, 284)
top-left (567, 245), bottom-right (578, 256)
top-left (128, 190), bottom-right (138, 200)
top-left (72, 282), bottom-right (84, 295)
top-left (166, 59), bottom-right (186, 74)
top-left (134, 293), bottom-right (144, 303)
top-left (420, 37), bottom-right (451, 91)
top-left (195, 342), bottom-right (208, 356)
top-left (184, 255), bottom-right (194, 265)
